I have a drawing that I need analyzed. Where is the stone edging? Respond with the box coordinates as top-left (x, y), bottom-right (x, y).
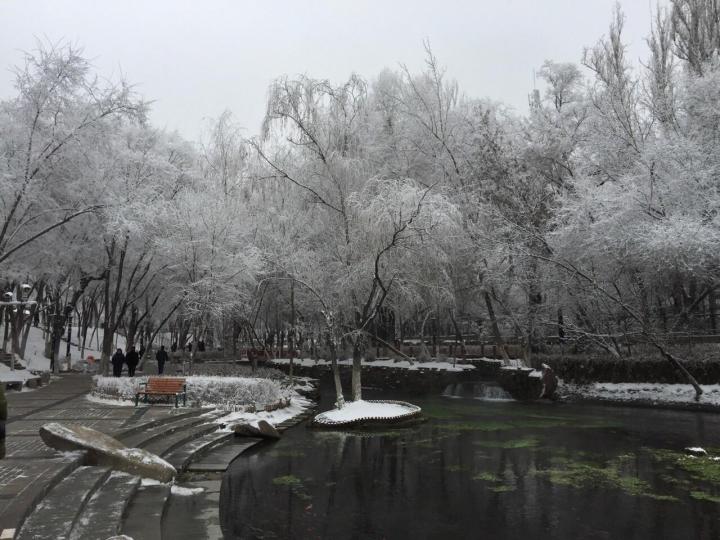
top-left (309, 399), bottom-right (423, 429)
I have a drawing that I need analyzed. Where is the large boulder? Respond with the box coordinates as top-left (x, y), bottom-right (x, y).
top-left (232, 420), bottom-right (281, 439)
top-left (39, 422), bottom-right (176, 482)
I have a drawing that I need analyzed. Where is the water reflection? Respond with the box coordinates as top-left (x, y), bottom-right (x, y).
top-left (220, 388), bottom-right (720, 539)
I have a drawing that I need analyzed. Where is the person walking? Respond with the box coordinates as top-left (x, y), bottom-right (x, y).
top-left (126, 346), bottom-right (139, 377)
top-left (156, 345), bottom-right (168, 375)
top-left (111, 348), bottom-right (125, 377)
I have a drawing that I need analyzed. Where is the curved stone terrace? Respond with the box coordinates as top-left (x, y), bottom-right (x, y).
top-left (0, 372), bottom-right (316, 539)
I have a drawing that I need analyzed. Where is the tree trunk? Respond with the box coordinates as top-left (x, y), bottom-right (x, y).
top-left (289, 282), bottom-right (295, 382)
top-left (351, 340), bottom-right (362, 401)
top-left (328, 338), bottom-right (344, 409)
top-left (484, 291), bottom-right (509, 360)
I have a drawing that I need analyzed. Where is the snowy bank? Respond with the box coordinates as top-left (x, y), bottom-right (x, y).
top-left (0, 363), bottom-right (39, 383)
top-left (559, 381), bottom-right (720, 408)
top-left (271, 357), bottom-right (475, 372)
top-left (215, 391), bottom-right (313, 430)
top-left (311, 399), bottom-right (422, 428)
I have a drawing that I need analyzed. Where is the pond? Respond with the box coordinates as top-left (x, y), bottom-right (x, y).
top-left (219, 382), bottom-right (720, 539)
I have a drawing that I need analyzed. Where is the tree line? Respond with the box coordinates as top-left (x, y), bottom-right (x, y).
top-left (1, 2), bottom-right (718, 401)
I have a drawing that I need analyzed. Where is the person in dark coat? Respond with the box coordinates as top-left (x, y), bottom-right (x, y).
top-left (111, 348), bottom-right (125, 377)
top-left (156, 345), bottom-right (168, 375)
top-left (125, 346), bottom-right (139, 377)
top-left (197, 339), bottom-right (205, 352)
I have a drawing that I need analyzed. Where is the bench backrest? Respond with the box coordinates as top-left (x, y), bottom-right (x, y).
top-left (146, 377), bottom-right (186, 393)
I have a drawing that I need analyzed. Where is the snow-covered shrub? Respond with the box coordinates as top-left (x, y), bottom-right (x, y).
top-left (189, 364), bottom-right (285, 380)
top-left (92, 375), bottom-right (289, 410)
top-left (92, 376), bottom-right (145, 400)
top-left (184, 376), bottom-right (289, 410)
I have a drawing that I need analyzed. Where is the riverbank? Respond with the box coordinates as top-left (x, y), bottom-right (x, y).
top-left (558, 381), bottom-right (720, 413)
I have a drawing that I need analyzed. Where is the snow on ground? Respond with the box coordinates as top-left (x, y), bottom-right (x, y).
top-left (171, 485), bottom-right (205, 496)
top-left (85, 393), bottom-right (139, 407)
top-left (215, 391), bottom-right (312, 429)
top-left (560, 381), bottom-right (720, 406)
top-left (0, 363), bottom-right (38, 382)
top-left (18, 325), bottom-right (129, 372)
top-left (314, 400), bottom-right (419, 424)
top-left (271, 357), bottom-right (475, 372)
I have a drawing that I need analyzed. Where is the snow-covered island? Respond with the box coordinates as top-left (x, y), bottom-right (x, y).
top-left (311, 399), bottom-right (423, 428)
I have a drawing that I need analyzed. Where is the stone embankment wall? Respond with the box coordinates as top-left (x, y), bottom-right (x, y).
top-left (274, 362), bottom-right (478, 394)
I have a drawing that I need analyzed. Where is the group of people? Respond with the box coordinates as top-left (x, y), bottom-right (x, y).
top-left (110, 345), bottom-right (169, 377)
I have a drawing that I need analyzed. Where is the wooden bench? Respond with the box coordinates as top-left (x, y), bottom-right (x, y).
top-left (135, 377), bottom-right (187, 407)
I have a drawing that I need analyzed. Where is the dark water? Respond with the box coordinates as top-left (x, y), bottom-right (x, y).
top-left (219, 382), bottom-right (720, 539)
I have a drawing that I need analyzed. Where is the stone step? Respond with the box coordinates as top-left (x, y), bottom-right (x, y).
top-left (69, 471), bottom-right (141, 540)
top-left (276, 408), bottom-right (316, 431)
top-left (120, 483), bottom-right (170, 540)
top-left (0, 456), bottom-right (83, 535)
top-left (143, 422), bottom-right (220, 457)
top-left (185, 438), bottom-right (262, 472)
top-left (119, 414), bottom-right (209, 449)
top-left (114, 408), bottom-right (206, 440)
top-left (16, 466), bottom-right (111, 540)
top-left (163, 430), bottom-right (233, 471)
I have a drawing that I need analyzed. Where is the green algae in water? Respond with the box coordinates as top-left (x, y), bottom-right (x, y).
top-left (490, 485), bottom-right (516, 493)
top-left (535, 458), bottom-right (674, 501)
top-left (438, 416), bottom-right (619, 434)
top-left (472, 471), bottom-right (516, 492)
top-left (474, 437), bottom-right (540, 449)
top-left (272, 475), bottom-right (303, 487)
top-left (690, 491), bottom-right (720, 503)
top-left (473, 472), bottom-right (501, 482)
top-left (438, 420), bottom-right (514, 432)
top-left (272, 474), bottom-right (313, 502)
top-left (644, 448), bottom-right (720, 484)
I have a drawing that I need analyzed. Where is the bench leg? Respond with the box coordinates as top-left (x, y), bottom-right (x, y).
top-left (135, 395), bottom-right (139, 407)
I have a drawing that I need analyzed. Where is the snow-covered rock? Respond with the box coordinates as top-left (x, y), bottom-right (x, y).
top-left (39, 422), bottom-right (176, 482)
top-left (233, 419), bottom-right (281, 439)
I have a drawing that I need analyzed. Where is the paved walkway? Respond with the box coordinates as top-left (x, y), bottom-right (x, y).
top-left (0, 374), bottom-right (189, 535)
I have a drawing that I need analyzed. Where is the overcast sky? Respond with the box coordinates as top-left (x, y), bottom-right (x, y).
top-left (0, 0), bottom-right (662, 142)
